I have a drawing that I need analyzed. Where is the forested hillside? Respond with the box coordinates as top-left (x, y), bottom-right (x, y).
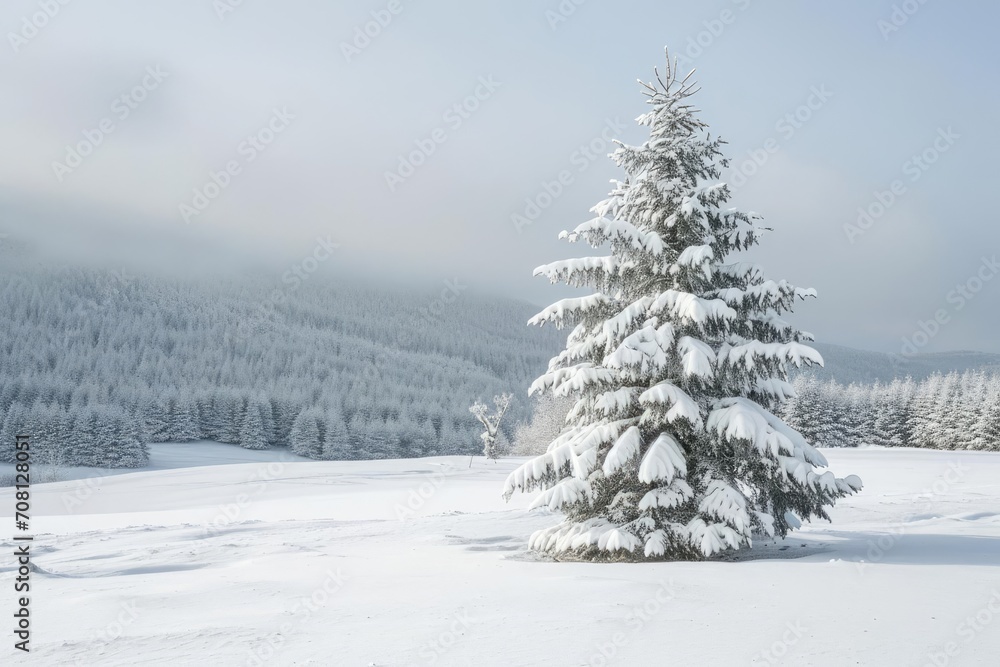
top-left (0, 263), bottom-right (563, 466)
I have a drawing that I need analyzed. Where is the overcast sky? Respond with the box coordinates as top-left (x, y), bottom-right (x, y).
top-left (2, 1), bottom-right (998, 355)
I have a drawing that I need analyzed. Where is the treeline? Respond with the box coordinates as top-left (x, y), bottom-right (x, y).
top-left (782, 371), bottom-right (1000, 450)
top-left (0, 266), bottom-right (563, 466)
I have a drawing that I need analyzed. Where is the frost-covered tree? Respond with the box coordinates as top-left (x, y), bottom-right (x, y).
top-left (870, 378), bottom-right (914, 447)
top-left (929, 373), bottom-right (962, 449)
top-left (289, 408), bottom-right (324, 458)
top-left (782, 375), bottom-right (826, 445)
top-left (470, 393), bottom-right (513, 461)
top-left (322, 410), bottom-right (351, 460)
top-left (815, 380), bottom-right (854, 447)
top-left (954, 371), bottom-right (986, 450)
top-left (502, 53), bottom-right (862, 561)
top-left (908, 373), bottom-right (943, 449)
top-left (164, 394), bottom-right (201, 442)
top-left (976, 377), bottom-right (1000, 451)
top-left (512, 393), bottom-right (576, 456)
top-left (840, 384), bottom-right (874, 447)
top-left (239, 401), bottom-right (269, 450)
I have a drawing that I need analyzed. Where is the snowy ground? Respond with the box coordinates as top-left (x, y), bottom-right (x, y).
top-left (2, 446), bottom-right (999, 666)
top-left (0, 442), bottom-right (313, 484)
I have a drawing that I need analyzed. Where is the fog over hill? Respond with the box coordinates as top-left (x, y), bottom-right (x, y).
top-left (807, 342), bottom-right (1000, 385)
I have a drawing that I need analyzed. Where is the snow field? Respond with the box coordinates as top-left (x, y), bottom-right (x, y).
top-left (0, 447), bottom-right (998, 666)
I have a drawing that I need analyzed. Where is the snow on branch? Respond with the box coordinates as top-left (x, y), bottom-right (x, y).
top-left (603, 324), bottom-right (674, 381)
top-left (720, 341), bottom-right (824, 373)
top-left (638, 478), bottom-right (694, 511)
top-left (650, 290), bottom-right (737, 326)
top-left (529, 293), bottom-right (611, 329)
top-left (561, 217), bottom-right (664, 256)
top-left (533, 256), bottom-right (623, 284)
top-left (707, 397), bottom-right (828, 467)
top-left (638, 432), bottom-right (687, 484)
top-left (639, 381), bottom-right (703, 428)
top-left (602, 425), bottom-right (642, 475)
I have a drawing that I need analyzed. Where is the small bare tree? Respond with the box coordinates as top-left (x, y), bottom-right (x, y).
top-left (469, 393), bottom-right (513, 465)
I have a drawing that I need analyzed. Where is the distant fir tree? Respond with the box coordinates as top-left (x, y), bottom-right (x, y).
top-left (289, 408), bottom-right (324, 458)
top-left (239, 401), bottom-right (269, 450)
top-left (976, 377), bottom-right (1000, 451)
top-left (842, 384), bottom-right (874, 447)
top-left (322, 410), bottom-right (352, 460)
top-left (907, 373), bottom-right (943, 449)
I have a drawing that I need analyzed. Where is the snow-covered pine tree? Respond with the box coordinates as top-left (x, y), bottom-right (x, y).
top-left (97, 406), bottom-right (149, 468)
top-left (781, 375), bottom-right (825, 445)
top-left (876, 378), bottom-right (915, 447)
top-left (239, 401), bottom-right (269, 450)
top-left (322, 409), bottom-right (352, 460)
top-left (954, 371), bottom-right (986, 450)
top-left (814, 380), bottom-right (852, 447)
top-left (502, 52), bottom-right (862, 561)
top-left (977, 376), bottom-right (1000, 452)
top-left (842, 384), bottom-right (874, 447)
top-left (289, 408), bottom-right (324, 458)
top-left (907, 373), bottom-right (942, 449)
top-left (932, 373), bottom-right (963, 450)
top-left (165, 394), bottom-right (201, 442)
top-left (0, 405), bottom-right (28, 463)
